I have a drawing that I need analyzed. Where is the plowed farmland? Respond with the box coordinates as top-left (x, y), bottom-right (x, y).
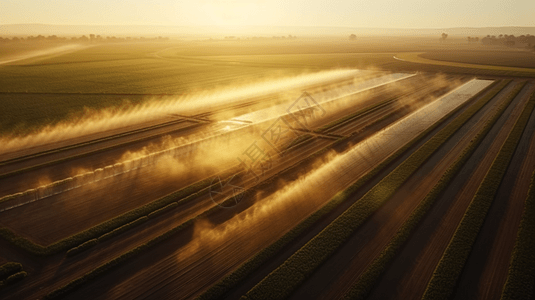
top-left (1, 40), bottom-right (534, 300)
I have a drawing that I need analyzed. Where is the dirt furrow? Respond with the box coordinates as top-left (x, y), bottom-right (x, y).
top-left (368, 81), bottom-right (529, 300)
top-left (289, 80), bottom-right (510, 300)
top-left (0, 90), bottom-right (412, 300)
top-left (454, 86), bottom-right (535, 300)
top-left (58, 80), bottom-right (490, 300)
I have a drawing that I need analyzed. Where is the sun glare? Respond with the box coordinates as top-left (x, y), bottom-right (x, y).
top-left (202, 1), bottom-right (261, 28)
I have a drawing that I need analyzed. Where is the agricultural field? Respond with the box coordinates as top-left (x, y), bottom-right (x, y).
top-left (420, 50), bottom-right (535, 69)
top-left (0, 35), bottom-right (535, 300)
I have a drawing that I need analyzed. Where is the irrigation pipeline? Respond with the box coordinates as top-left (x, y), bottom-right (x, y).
top-left (0, 74), bottom-right (364, 166)
top-left (0, 73), bottom-right (419, 212)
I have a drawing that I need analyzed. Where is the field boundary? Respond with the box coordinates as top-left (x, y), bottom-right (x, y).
top-left (341, 80), bottom-right (523, 300)
top-left (422, 83), bottom-right (535, 300)
top-left (195, 80), bottom-right (501, 300)
top-left (0, 169), bottom-right (233, 256)
top-left (242, 79), bottom-right (503, 300)
top-left (42, 80), bottom-right (495, 299)
top-left (501, 141), bottom-right (535, 299)
top-left (0, 121), bottom-right (202, 181)
top-left (316, 84), bottom-right (428, 133)
top-left (0, 117), bottom-right (194, 168)
top-left (395, 52), bottom-right (535, 74)
top-left (0, 76), bottom-right (436, 255)
top-left (42, 137), bottom-right (346, 298)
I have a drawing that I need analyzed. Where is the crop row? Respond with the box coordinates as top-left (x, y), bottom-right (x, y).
top-left (501, 154), bottom-right (535, 300)
top-left (43, 135), bottom-right (347, 299)
top-left (195, 77), bottom-right (483, 300)
top-left (316, 93), bottom-right (400, 133)
top-left (195, 79), bottom-right (484, 300)
top-left (68, 133), bottom-right (360, 257)
top-left (0, 262), bottom-right (22, 281)
top-left (0, 138), bottom-right (204, 211)
top-left (390, 60), bottom-right (535, 78)
top-left (63, 174), bottom-right (244, 255)
top-left (314, 74), bottom-right (464, 134)
top-left (243, 79), bottom-right (506, 300)
top-left (312, 76), bottom-right (453, 134)
top-left (0, 262), bottom-right (26, 290)
top-left (37, 110), bottom-right (349, 257)
top-left (45, 104), bottom-right (410, 299)
top-left (285, 104), bottom-right (401, 154)
top-left (341, 80), bottom-right (521, 300)
top-left (65, 216), bottom-right (150, 256)
top-left (0, 117), bottom-right (194, 169)
top-left (284, 134), bottom-right (313, 151)
top-left (44, 80), bottom-right (498, 299)
top-left (422, 84), bottom-right (534, 300)
top-left (0, 170), bottom-right (228, 256)
top-left (0, 120), bottom-right (204, 182)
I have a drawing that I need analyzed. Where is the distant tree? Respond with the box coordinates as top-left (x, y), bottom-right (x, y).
top-left (349, 34), bottom-right (357, 40)
top-left (468, 37), bottom-right (480, 42)
top-left (441, 33), bottom-right (448, 41)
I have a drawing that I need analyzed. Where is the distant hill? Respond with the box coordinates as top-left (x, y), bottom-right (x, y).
top-left (1, 24), bottom-right (534, 38)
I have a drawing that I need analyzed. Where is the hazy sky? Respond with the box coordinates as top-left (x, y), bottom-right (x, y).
top-left (1, 0), bottom-right (533, 28)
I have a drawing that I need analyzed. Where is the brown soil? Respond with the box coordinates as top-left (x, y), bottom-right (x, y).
top-left (0, 77), bottom-right (431, 300)
top-left (368, 81), bottom-right (530, 300)
top-left (53, 80), bottom-right (486, 300)
top-left (32, 84), bottom-right (469, 300)
top-left (454, 84), bottom-right (535, 300)
top-left (288, 80), bottom-right (513, 300)
top-left (0, 76), bottom-right (443, 244)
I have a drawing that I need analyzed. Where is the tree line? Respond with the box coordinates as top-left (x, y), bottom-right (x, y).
top-left (0, 34), bottom-right (170, 43)
top-left (479, 34), bottom-right (535, 49)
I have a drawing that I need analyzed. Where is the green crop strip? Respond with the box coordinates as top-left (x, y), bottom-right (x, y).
top-left (501, 142), bottom-right (535, 300)
top-left (0, 262), bottom-right (25, 290)
top-left (43, 135), bottom-right (345, 299)
top-left (244, 80), bottom-right (508, 300)
top-left (0, 173), bottom-right (224, 256)
top-left (316, 95), bottom-right (399, 133)
top-left (422, 85), bottom-right (534, 300)
top-left (195, 80), bottom-right (486, 300)
top-left (0, 118), bottom-right (194, 169)
top-left (0, 122), bottom-right (202, 181)
top-left (0, 262), bottom-right (23, 282)
top-left (199, 80), bottom-right (503, 300)
top-left (43, 80), bottom-right (500, 299)
top-left (341, 81), bottom-right (525, 300)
